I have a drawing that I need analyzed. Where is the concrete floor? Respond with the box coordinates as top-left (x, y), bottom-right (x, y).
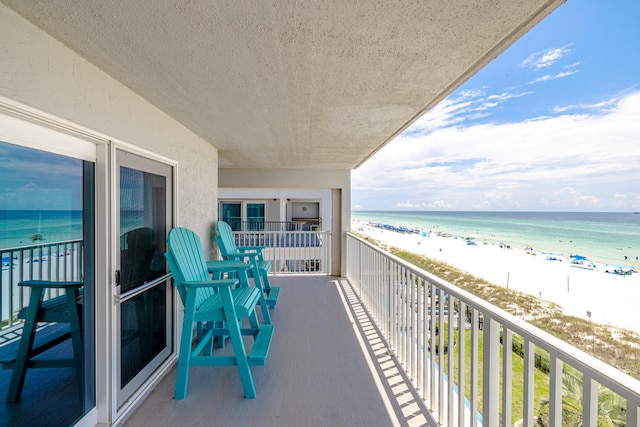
top-left (122, 275), bottom-right (435, 427)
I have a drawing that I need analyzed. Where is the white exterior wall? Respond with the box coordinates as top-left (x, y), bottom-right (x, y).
top-left (0, 5), bottom-right (219, 245)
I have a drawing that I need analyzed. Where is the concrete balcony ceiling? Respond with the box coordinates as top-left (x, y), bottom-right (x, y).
top-left (3, 0), bottom-right (564, 169)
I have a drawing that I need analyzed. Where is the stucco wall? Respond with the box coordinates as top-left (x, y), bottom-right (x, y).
top-left (0, 4), bottom-right (218, 247)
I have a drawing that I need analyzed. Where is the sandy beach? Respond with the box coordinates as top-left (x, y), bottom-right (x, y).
top-left (353, 220), bottom-right (640, 334)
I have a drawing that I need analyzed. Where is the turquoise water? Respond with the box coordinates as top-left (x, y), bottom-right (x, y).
top-left (352, 211), bottom-right (640, 266)
top-left (0, 210), bottom-right (83, 250)
top-left (3, 209), bottom-right (639, 267)
top-left (0, 209), bottom-right (146, 252)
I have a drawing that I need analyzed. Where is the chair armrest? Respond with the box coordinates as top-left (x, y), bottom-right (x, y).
top-left (236, 247), bottom-right (266, 262)
top-left (206, 259), bottom-right (251, 273)
top-left (18, 280), bottom-right (83, 289)
top-left (237, 246), bottom-right (265, 253)
top-left (174, 279), bottom-right (238, 289)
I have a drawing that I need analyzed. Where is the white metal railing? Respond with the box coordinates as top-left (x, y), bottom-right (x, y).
top-left (230, 230), bottom-right (331, 274)
top-left (346, 232), bottom-right (640, 427)
top-left (1, 240), bottom-right (84, 330)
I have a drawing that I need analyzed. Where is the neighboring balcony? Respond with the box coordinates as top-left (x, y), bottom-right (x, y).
top-left (228, 224), bottom-right (331, 274)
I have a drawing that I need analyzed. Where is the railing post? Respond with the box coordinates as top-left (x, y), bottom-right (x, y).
top-left (502, 328), bottom-right (513, 427)
top-left (523, 339), bottom-right (535, 427)
top-left (549, 355), bottom-right (563, 427)
top-left (582, 374), bottom-right (598, 427)
top-left (482, 316), bottom-right (500, 426)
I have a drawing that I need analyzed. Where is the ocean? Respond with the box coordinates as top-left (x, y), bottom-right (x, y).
top-left (351, 211), bottom-right (640, 267)
top-left (0, 210), bottom-right (83, 250)
top-left (2, 209), bottom-right (639, 267)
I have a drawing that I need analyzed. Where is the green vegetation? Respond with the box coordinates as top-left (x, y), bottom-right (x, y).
top-left (537, 368), bottom-right (626, 427)
top-left (437, 326), bottom-right (549, 424)
top-left (386, 244), bottom-right (640, 380)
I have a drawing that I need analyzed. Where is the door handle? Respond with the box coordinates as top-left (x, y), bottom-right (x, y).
top-left (114, 269), bottom-right (121, 303)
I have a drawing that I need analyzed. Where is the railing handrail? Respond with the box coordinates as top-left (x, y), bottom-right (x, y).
top-left (346, 232), bottom-right (640, 426)
top-left (1, 238), bottom-right (83, 253)
top-left (347, 232), bottom-right (640, 399)
top-left (1, 239), bottom-right (84, 330)
top-left (229, 229), bottom-right (331, 274)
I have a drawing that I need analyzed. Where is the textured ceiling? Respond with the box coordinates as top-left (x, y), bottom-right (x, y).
top-left (2, 0), bottom-right (564, 169)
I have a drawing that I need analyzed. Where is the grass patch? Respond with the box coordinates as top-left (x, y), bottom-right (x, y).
top-left (359, 235), bottom-right (640, 422)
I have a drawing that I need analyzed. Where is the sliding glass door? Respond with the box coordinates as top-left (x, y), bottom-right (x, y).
top-left (0, 132), bottom-right (96, 425)
top-left (115, 149), bottom-right (173, 407)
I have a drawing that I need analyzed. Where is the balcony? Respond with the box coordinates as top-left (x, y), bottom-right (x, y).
top-left (124, 233), bottom-right (640, 427)
top-left (2, 233), bottom-right (640, 426)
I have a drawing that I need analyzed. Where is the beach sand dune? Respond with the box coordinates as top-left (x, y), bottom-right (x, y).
top-left (354, 221), bottom-right (640, 334)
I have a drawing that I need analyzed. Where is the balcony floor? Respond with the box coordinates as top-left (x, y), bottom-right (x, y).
top-left (123, 275), bottom-right (434, 427)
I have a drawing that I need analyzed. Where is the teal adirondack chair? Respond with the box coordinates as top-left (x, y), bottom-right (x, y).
top-left (215, 221), bottom-right (280, 308)
top-left (165, 227), bottom-right (274, 399)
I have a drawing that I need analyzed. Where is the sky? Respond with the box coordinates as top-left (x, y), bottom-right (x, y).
top-left (352, 0), bottom-right (640, 212)
top-left (0, 142), bottom-right (83, 210)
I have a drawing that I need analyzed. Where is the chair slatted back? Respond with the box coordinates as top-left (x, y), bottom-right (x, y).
top-left (166, 227), bottom-right (215, 309)
top-left (216, 221), bottom-right (239, 258)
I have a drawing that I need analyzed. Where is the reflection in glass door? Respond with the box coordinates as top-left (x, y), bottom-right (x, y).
top-left (0, 138), bottom-right (95, 426)
top-left (116, 150), bottom-right (172, 407)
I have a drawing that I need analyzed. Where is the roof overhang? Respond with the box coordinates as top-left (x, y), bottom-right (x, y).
top-left (2, 0), bottom-right (565, 169)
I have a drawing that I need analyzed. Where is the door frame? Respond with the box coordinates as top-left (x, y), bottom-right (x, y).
top-left (0, 97), bottom-right (181, 426)
top-left (0, 99), bottom-right (103, 427)
top-left (108, 142), bottom-right (179, 421)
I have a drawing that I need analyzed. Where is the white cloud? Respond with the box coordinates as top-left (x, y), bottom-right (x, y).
top-left (520, 45), bottom-right (573, 70)
top-left (528, 70), bottom-right (579, 84)
top-left (353, 92), bottom-right (640, 211)
top-left (552, 98), bottom-right (619, 114)
top-left (405, 89), bottom-right (532, 135)
top-left (549, 187), bottom-right (602, 208)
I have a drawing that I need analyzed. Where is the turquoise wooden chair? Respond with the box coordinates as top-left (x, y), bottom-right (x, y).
top-left (165, 227), bottom-right (274, 399)
top-left (215, 221), bottom-right (280, 308)
top-left (2, 280), bottom-right (84, 402)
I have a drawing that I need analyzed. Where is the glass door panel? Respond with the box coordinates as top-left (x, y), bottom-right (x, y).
top-left (221, 202), bottom-right (242, 231)
top-left (246, 203), bottom-right (265, 231)
top-left (0, 139), bottom-right (95, 426)
top-left (116, 150), bottom-right (172, 407)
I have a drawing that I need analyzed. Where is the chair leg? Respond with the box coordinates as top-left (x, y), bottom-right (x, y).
top-left (6, 289), bottom-right (43, 402)
top-left (242, 268), bottom-right (271, 325)
top-left (66, 288), bottom-right (84, 401)
top-left (174, 293), bottom-right (198, 400)
top-left (261, 270), bottom-right (273, 293)
top-left (260, 271), bottom-right (277, 309)
top-left (220, 288), bottom-right (256, 398)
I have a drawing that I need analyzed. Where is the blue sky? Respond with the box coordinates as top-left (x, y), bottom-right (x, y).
top-left (352, 0), bottom-right (640, 212)
top-left (0, 142), bottom-right (83, 210)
